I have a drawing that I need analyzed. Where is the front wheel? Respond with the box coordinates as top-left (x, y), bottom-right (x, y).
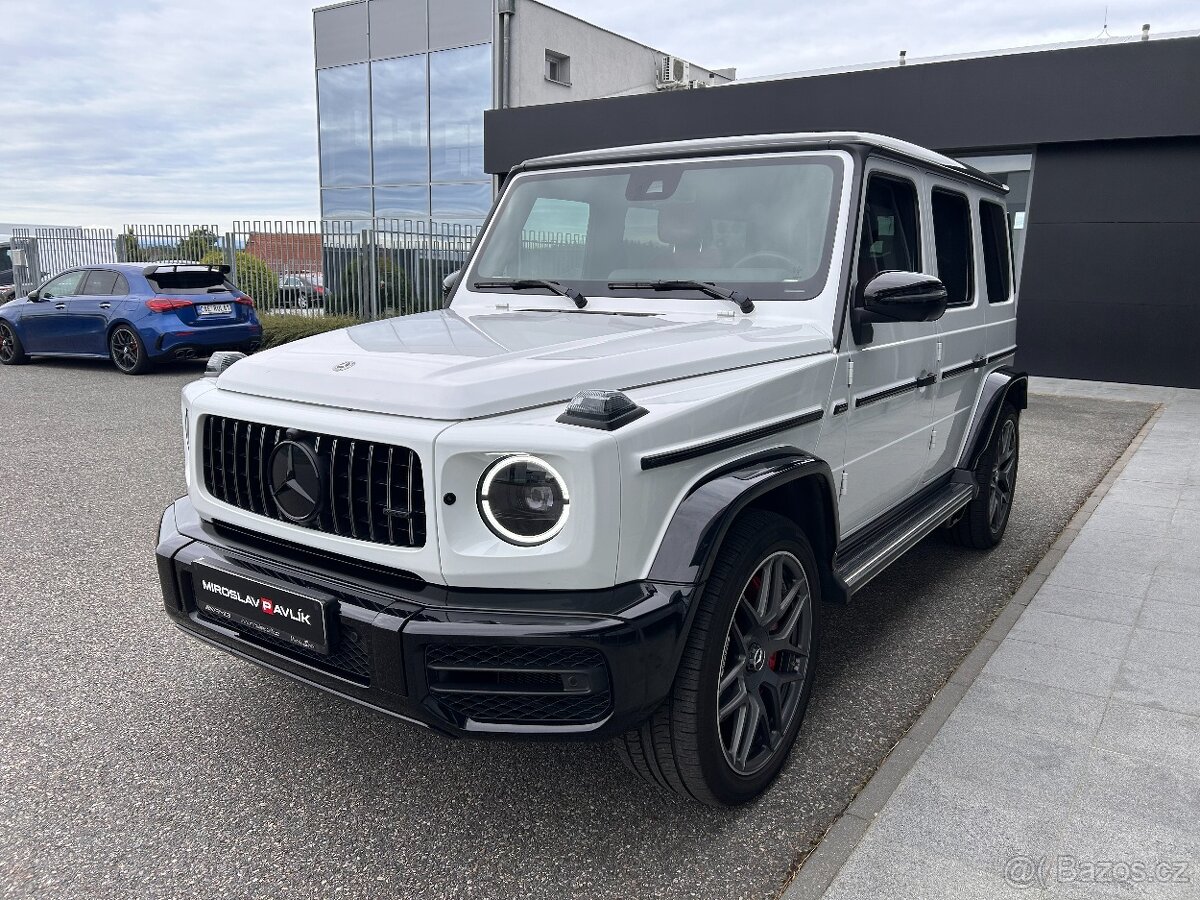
top-left (109, 326), bottom-right (152, 375)
top-left (0, 321), bottom-right (29, 365)
top-left (952, 403), bottom-right (1020, 548)
top-left (616, 509), bottom-right (821, 806)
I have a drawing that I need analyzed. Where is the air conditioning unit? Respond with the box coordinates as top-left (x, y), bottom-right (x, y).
top-left (658, 55), bottom-right (690, 88)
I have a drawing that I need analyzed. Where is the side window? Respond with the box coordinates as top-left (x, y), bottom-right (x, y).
top-left (112, 274), bottom-right (130, 296)
top-left (40, 271), bottom-right (87, 299)
top-left (858, 174), bottom-right (921, 288)
top-left (979, 200), bottom-right (1014, 303)
top-left (83, 270), bottom-right (120, 296)
top-left (931, 189), bottom-right (975, 307)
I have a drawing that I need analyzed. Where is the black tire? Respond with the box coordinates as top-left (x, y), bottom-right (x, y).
top-left (952, 403), bottom-right (1020, 549)
top-left (0, 320), bottom-right (28, 365)
top-left (616, 509), bottom-right (821, 806)
top-left (109, 325), bottom-right (152, 375)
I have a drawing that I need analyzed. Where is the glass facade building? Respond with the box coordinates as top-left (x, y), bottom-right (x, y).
top-left (315, 0), bottom-right (495, 227)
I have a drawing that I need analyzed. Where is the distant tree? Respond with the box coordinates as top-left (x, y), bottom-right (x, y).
top-left (179, 228), bottom-right (220, 262)
top-left (116, 228), bottom-right (145, 263)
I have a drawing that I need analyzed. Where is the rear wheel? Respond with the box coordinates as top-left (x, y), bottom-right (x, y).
top-left (109, 326), bottom-right (151, 375)
top-left (616, 509), bottom-right (821, 806)
top-left (0, 321), bottom-right (28, 365)
top-left (952, 403), bottom-right (1020, 548)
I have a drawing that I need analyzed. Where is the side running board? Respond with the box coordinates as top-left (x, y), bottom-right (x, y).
top-left (836, 479), bottom-right (977, 595)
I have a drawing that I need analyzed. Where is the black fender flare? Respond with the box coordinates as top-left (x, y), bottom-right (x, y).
top-left (647, 450), bottom-right (843, 600)
top-left (959, 367), bottom-right (1028, 471)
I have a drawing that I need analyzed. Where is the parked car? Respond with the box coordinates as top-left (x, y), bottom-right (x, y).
top-left (0, 263), bottom-right (262, 375)
top-left (0, 239), bottom-right (14, 302)
top-left (277, 273), bottom-right (326, 309)
top-left (156, 132), bottom-right (1024, 805)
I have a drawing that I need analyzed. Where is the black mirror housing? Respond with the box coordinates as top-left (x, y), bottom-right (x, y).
top-left (27, 290), bottom-right (41, 302)
top-left (860, 271), bottom-right (948, 323)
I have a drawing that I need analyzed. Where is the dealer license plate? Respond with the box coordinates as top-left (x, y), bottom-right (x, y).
top-left (191, 560), bottom-right (334, 654)
top-left (198, 303), bottom-right (233, 316)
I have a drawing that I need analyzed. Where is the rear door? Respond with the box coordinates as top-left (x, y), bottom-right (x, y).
top-left (927, 185), bottom-right (987, 480)
top-left (22, 270), bottom-right (87, 352)
top-left (66, 270), bottom-right (124, 355)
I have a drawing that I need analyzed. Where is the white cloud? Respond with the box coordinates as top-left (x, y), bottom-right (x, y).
top-left (1, 0), bottom-right (1195, 228)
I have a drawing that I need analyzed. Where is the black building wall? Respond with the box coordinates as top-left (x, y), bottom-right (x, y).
top-left (485, 36), bottom-right (1200, 387)
top-left (1019, 137), bottom-right (1200, 387)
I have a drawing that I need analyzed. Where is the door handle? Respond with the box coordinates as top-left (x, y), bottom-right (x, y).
top-left (55, 303), bottom-right (67, 310)
top-left (100, 303), bottom-right (112, 309)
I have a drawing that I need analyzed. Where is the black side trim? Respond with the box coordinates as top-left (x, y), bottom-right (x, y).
top-left (640, 408), bottom-right (824, 471)
top-left (832, 400), bottom-right (849, 416)
top-left (916, 373), bottom-right (938, 388)
top-left (941, 359), bottom-right (980, 380)
top-left (987, 345), bottom-right (1018, 364)
top-left (855, 377), bottom-right (921, 409)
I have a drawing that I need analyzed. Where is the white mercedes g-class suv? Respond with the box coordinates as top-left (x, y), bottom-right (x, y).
top-left (157, 132), bottom-right (1024, 806)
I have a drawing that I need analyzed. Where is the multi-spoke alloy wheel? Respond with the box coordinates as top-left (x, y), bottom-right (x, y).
top-left (988, 419), bottom-right (1017, 531)
top-left (0, 321), bottom-right (27, 365)
top-left (717, 551), bottom-right (813, 776)
top-left (109, 327), bottom-right (150, 375)
top-left (952, 402), bottom-right (1020, 549)
top-left (616, 509), bottom-right (821, 806)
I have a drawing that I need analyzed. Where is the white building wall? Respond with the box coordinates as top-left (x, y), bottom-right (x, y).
top-left (508, 0), bottom-right (733, 107)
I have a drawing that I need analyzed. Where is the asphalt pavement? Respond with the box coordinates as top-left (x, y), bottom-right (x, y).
top-left (0, 357), bottom-right (1154, 900)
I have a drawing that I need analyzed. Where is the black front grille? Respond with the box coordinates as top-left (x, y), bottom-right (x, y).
top-left (425, 644), bottom-right (612, 725)
top-left (201, 415), bottom-right (426, 548)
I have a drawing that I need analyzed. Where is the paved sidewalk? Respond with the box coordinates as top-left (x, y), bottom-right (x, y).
top-left (790, 379), bottom-right (1200, 900)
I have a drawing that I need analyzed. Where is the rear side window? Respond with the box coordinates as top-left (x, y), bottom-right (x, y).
top-left (858, 174), bottom-right (921, 286)
top-left (147, 269), bottom-right (231, 295)
top-left (83, 270), bottom-right (120, 295)
top-left (931, 189), bottom-right (975, 307)
top-left (979, 200), bottom-right (1013, 303)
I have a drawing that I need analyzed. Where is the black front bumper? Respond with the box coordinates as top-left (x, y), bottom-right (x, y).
top-left (157, 498), bottom-right (698, 739)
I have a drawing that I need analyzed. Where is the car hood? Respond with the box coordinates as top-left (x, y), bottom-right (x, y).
top-left (216, 308), bottom-right (833, 420)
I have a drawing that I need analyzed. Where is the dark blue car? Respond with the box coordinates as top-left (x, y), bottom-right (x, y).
top-left (0, 263), bottom-right (262, 375)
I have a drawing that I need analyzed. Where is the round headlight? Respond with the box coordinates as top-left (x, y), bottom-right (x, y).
top-left (478, 454), bottom-right (570, 545)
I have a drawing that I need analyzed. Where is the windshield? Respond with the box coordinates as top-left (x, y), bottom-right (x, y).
top-left (470, 155), bottom-right (844, 302)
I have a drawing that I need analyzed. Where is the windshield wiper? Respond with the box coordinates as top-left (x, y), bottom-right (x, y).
top-left (472, 279), bottom-right (587, 309)
top-left (607, 280), bottom-right (754, 314)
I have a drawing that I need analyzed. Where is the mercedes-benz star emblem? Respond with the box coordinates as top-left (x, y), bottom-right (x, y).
top-left (747, 644), bottom-right (767, 673)
top-left (268, 440), bottom-right (325, 524)
top-left (333, 361), bottom-right (356, 372)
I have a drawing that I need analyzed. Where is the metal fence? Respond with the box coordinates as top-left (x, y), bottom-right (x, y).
top-left (8, 220), bottom-right (486, 320)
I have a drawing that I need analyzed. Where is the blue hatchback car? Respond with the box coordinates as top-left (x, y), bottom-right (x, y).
top-left (0, 263), bottom-right (262, 375)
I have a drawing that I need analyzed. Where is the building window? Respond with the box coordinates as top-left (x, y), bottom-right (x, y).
top-left (321, 187), bottom-right (373, 222)
top-left (429, 44), bottom-right (491, 183)
top-left (372, 55), bottom-right (429, 187)
top-left (317, 63), bottom-right (371, 188)
top-left (431, 182), bottom-right (493, 224)
top-left (375, 186), bottom-right (431, 221)
top-left (931, 188), bottom-right (975, 307)
top-left (545, 51), bottom-right (571, 85)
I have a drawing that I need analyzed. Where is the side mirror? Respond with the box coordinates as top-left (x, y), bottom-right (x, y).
top-left (860, 271), bottom-right (948, 323)
top-left (27, 290), bottom-right (41, 302)
top-left (442, 269), bottom-right (461, 301)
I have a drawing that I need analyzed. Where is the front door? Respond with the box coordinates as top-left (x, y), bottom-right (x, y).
top-left (21, 270), bottom-right (87, 353)
top-left (839, 167), bottom-right (938, 535)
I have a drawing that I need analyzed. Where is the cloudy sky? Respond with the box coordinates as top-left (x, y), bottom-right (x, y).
top-left (1, 0), bottom-right (1193, 229)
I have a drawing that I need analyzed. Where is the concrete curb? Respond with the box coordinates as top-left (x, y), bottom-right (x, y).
top-left (779, 401), bottom-right (1164, 900)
